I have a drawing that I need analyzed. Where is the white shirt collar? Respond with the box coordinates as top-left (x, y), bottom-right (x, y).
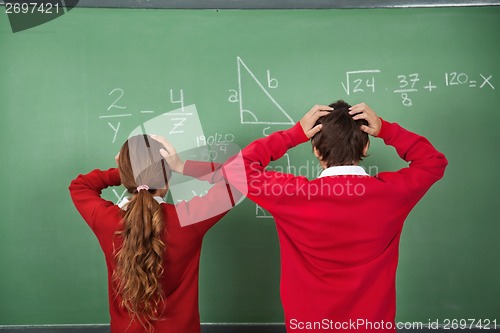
top-left (318, 165), bottom-right (370, 178)
top-left (117, 196), bottom-right (166, 210)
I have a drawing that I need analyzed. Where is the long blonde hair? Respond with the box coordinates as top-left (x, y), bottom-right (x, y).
top-left (114, 135), bottom-right (171, 330)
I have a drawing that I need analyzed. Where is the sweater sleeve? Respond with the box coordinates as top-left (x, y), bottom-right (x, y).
top-left (68, 168), bottom-right (122, 230)
top-left (237, 122), bottom-right (310, 211)
top-left (182, 160), bottom-right (223, 183)
top-left (376, 119), bottom-right (448, 205)
top-left (178, 123), bottom-right (308, 232)
top-left (175, 159), bottom-right (243, 234)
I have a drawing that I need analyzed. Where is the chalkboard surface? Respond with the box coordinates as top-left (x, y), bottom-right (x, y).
top-left (0, 6), bottom-right (499, 325)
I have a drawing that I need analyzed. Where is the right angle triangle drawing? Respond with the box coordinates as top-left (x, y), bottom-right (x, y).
top-left (237, 56), bottom-right (294, 125)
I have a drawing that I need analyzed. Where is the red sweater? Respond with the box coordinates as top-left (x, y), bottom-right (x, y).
top-left (236, 119), bottom-right (448, 332)
top-left (69, 161), bottom-right (233, 333)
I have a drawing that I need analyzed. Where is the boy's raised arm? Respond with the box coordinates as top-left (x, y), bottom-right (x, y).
top-left (350, 103), bottom-right (448, 204)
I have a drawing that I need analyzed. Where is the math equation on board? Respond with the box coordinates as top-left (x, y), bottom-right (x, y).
top-left (95, 57), bottom-right (496, 219)
top-left (341, 70), bottom-right (495, 107)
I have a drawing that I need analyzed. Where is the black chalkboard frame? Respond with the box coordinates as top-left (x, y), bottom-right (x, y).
top-left (1, 0), bottom-right (500, 9)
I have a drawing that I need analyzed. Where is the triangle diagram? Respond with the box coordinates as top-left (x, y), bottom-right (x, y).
top-left (237, 57), bottom-right (294, 125)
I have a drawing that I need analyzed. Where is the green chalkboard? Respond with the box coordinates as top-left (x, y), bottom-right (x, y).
top-left (1, 6), bottom-right (499, 326)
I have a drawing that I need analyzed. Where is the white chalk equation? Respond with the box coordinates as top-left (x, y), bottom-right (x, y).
top-left (196, 132), bottom-right (236, 161)
top-left (341, 70), bottom-right (495, 107)
top-left (99, 88), bottom-right (188, 143)
top-left (228, 56), bottom-right (294, 125)
top-left (341, 70), bottom-right (381, 95)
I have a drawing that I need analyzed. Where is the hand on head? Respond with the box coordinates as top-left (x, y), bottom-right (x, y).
top-left (300, 105), bottom-right (334, 139)
top-left (348, 103), bottom-right (382, 137)
top-left (150, 135), bottom-right (185, 174)
top-left (301, 102), bottom-right (381, 138)
top-left (115, 103), bottom-right (379, 171)
top-left (114, 136), bottom-right (185, 174)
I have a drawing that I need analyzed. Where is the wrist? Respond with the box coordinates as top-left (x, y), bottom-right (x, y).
top-left (291, 122), bottom-right (310, 144)
top-left (177, 161), bottom-right (186, 174)
top-left (376, 118), bottom-right (393, 139)
top-left (374, 117), bottom-right (382, 137)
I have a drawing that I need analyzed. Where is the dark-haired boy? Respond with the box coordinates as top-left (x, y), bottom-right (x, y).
top-left (238, 101), bottom-right (448, 332)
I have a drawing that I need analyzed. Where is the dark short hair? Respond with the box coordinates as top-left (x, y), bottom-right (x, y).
top-left (310, 100), bottom-right (369, 167)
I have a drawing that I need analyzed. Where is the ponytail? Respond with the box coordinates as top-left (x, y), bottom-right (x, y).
top-left (114, 135), bottom-right (171, 330)
top-left (114, 189), bottom-right (166, 330)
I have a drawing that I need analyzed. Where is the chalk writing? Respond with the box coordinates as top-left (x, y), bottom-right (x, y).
top-left (229, 56), bottom-right (294, 125)
top-left (341, 70), bottom-right (495, 107)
